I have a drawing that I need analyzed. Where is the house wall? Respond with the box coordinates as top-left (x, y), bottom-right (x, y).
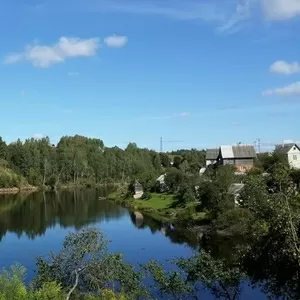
top-left (223, 159), bottom-right (234, 165)
top-left (287, 147), bottom-right (300, 169)
top-left (222, 158), bottom-right (254, 171)
top-left (234, 158), bottom-right (254, 172)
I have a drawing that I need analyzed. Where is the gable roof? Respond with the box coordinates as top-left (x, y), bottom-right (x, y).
top-left (206, 148), bottom-right (219, 160)
top-left (221, 145), bottom-right (256, 159)
top-left (232, 145), bottom-right (256, 158)
top-left (275, 143), bottom-right (300, 155)
top-left (220, 145), bottom-right (234, 159)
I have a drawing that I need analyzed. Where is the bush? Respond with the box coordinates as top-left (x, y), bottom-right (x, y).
top-left (214, 208), bottom-right (254, 236)
top-left (141, 192), bottom-right (152, 200)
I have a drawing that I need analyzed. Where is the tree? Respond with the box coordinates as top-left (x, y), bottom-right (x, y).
top-left (173, 156), bottom-right (182, 169)
top-left (34, 228), bottom-right (146, 299)
top-left (0, 137), bottom-right (7, 159)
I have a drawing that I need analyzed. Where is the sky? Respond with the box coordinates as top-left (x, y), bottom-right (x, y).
top-left (0, 0), bottom-right (300, 151)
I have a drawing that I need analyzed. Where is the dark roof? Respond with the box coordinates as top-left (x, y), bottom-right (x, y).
top-left (206, 148), bottom-right (219, 160)
top-left (232, 145), bottom-right (256, 158)
top-left (275, 143), bottom-right (300, 155)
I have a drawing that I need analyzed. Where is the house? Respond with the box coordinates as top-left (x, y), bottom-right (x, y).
top-left (228, 183), bottom-right (245, 205)
top-left (220, 144), bottom-right (256, 172)
top-left (134, 181), bottom-right (144, 199)
top-left (275, 143), bottom-right (300, 169)
top-left (156, 174), bottom-right (169, 192)
top-left (205, 148), bottom-right (220, 166)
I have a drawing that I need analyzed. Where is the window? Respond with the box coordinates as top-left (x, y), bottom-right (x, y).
top-left (293, 155), bottom-right (297, 160)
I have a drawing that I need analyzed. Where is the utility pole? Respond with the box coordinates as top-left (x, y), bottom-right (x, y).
top-left (159, 137), bottom-right (183, 153)
top-left (257, 138), bottom-right (261, 154)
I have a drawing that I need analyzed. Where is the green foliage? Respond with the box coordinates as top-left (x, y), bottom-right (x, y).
top-left (0, 265), bottom-right (27, 300)
top-left (34, 228), bottom-right (146, 299)
top-left (2, 135), bottom-right (167, 188)
top-left (0, 167), bottom-right (23, 188)
top-left (214, 208), bottom-right (254, 236)
top-left (143, 260), bottom-right (192, 299)
top-left (165, 168), bottom-right (185, 192)
top-left (169, 149), bottom-right (206, 173)
top-left (0, 266), bottom-right (64, 300)
top-left (177, 250), bottom-right (243, 299)
top-left (141, 191), bottom-right (152, 200)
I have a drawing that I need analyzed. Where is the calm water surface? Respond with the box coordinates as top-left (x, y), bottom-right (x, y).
top-left (0, 189), bottom-right (266, 299)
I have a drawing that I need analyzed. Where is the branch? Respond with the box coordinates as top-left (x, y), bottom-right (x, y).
top-left (66, 269), bottom-right (79, 300)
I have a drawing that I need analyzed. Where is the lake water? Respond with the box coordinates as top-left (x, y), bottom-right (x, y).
top-left (0, 189), bottom-right (266, 299)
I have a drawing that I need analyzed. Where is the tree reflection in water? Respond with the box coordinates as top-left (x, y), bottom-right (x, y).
top-left (0, 188), bottom-right (126, 241)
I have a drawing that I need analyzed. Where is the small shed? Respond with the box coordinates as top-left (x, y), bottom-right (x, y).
top-left (206, 148), bottom-right (220, 166)
top-left (134, 181), bottom-right (144, 199)
top-left (156, 174), bottom-right (169, 192)
top-left (228, 183), bottom-right (245, 205)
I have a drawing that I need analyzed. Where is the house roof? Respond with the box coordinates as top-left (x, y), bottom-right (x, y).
top-left (206, 148), bottom-right (219, 160)
top-left (232, 145), bottom-right (256, 158)
top-left (157, 174), bottom-right (166, 183)
top-left (220, 145), bottom-right (234, 158)
top-left (228, 183), bottom-right (245, 195)
top-left (220, 145), bottom-right (256, 159)
top-left (275, 143), bottom-right (300, 155)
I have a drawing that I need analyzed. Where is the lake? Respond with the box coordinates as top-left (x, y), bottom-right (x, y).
top-left (0, 189), bottom-right (266, 299)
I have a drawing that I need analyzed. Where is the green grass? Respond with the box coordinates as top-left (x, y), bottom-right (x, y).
top-left (133, 193), bottom-right (175, 210)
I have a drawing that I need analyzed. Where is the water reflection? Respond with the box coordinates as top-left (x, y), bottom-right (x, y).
top-left (129, 211), bottom-right (200, 249)
top-left (0, 189), bottom-right (127, 241)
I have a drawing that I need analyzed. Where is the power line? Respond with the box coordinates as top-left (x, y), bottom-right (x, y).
top-left (160, 137), bottom-right (183, 153)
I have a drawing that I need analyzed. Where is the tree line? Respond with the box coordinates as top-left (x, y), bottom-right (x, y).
top-left (0, 135), bottom-right (206, 188)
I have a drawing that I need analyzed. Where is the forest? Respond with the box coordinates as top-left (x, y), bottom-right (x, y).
top-left (0, 135), bottom-right (205, 189)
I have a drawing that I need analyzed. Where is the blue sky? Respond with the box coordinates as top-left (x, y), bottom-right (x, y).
top-left (1, 0), bottom-right (300, 151)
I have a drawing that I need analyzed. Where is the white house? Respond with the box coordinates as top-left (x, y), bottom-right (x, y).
top-left (275, 143), bottom-right (300, 169)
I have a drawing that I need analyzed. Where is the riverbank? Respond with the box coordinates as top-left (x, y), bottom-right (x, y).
top-left (108, 190), bottom-right (208, 225)
top-left (0, 186), bottom-right (38, 195)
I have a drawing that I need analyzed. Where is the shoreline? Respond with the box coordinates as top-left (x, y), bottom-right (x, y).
top-left (0, 186), bottom-right (38, 195)
top-left (0, 182), bottom-right (121, 195)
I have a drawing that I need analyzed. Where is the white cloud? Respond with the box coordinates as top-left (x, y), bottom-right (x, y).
top-left (218, 0), bottom-right (256, 33)
top-left (4, 53), bottom-right (24, 64)
top-left (270, 60), bottom-right (300, 75)
top-left (4, 36), bottom-right (100, 68)
top-left (32, 133), bottom-right (45, 140)
top-left (262, 81), bottom-right (300, 96)
top-left (262, 0), bottom-right (300, 20)
top-left (104, 35), bottom-right (128, 48)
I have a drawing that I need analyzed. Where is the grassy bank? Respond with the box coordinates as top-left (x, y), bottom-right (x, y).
top-left (108, 190), bottom-right (207, 224)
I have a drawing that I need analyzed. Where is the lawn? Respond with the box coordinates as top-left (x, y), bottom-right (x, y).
top-left (133, 193), bottom-right (175, 210)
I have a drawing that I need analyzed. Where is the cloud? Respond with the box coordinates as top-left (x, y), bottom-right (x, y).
top-left (270, 60), bottom-right (300, 75)
top-left (4, 53), bottom-right (24, 64)
top-left (218, 0), bottom-right (256, 33)
top-left (262, 0), bottom-right (300, 20)
top-left (262, 81), bottom-right (300, 96)
top-left (4, 36), bottom-right (100, 68)
top-left (104, 35), bottom-right (128, 48)
top-left (32, 133), bottom-right (45, 140)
